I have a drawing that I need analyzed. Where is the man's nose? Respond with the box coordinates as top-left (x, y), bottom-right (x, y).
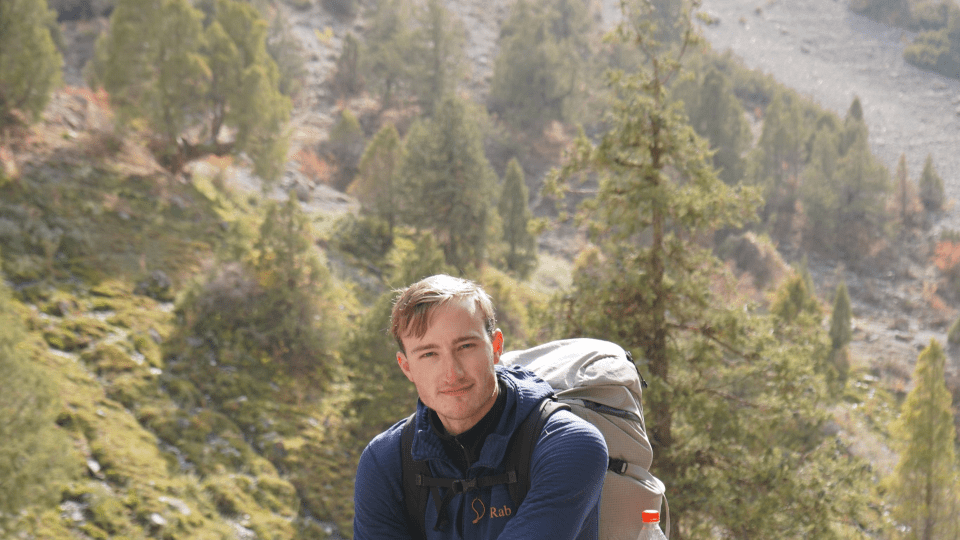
top-left (442, 352), bottom-right (465, 380)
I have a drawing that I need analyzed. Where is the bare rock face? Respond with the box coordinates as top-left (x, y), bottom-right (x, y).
top-left (49, 0), bottom-right (114, 21)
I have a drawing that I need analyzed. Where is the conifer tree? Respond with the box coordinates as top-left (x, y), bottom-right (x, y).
top-left (408, 0), bottom-right (466, 116)
top-left (498, 158), bottom-right (538, 278)
top-left (488, 0), bottom-right (579, 132)
top-left (829, 280), bottom-right (852, 351)
top-left (326, 109), bottom-right (365, 191)
top-left (332, 32), bottom-right (363, 97)
top-left (92, 0), bottom-right (290, 180)
top-left (800, 123), bottom-right (842, 253)
top-left (349, 123), bottom-right (403, 238)
top-left (0, 0), bottom-right (62, 126)
top-left (919, 153), bottom-right (946, 212)
top-left (834, 128), bottom-right (889, 259)
top-left (397, 96), bottom-right (496, 270)
top-left (745, 89), bottom-right (806, 239)
top-left (681, 67), bottom-right (751, 185)
top-left (0, 281), bottom-right (74, 530)
top-left (893, 152), bottom-right (921, 229)
top-left (549, 2), bottom-right (868, 536)
top-left (888, 339), bottom-right (960, 540)
top-left (361, 0), bottom-right (413, 108)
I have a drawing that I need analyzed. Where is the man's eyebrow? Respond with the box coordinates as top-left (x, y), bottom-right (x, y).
top-left (409, 335), bottom-right (482, 354)
top-left (410, 343), bottom-right (439, 354)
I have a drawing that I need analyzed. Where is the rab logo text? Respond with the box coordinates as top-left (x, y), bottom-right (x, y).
top-left (471, 498), bottom-right (513, 523)
top-left (489, 505), bottom-right (512, 519)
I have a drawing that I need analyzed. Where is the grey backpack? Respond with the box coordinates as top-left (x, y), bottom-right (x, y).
top-left (500, 338), bottom-right (670, 539)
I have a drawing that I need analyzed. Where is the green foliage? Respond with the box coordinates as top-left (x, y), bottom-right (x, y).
top-left (360, 0), bottom-right (413, 107)
top-left (408, 0), bottom-right (466, 115)
top-left (326, 108), bottom-right (366, 191)
top-left (175, 195), bottom-right (338, 389)
top-left (887, 339), bottom-right (960, 539)
top-left (745, 89), bottom-right (807, 240)
top-left (349, 122), bottom-right (403, 236)
top-left (488, 0), bottom-right (584, 132)
top-left (549, 2), bottom-right (869, 535)
top-left (675, 66), bottom-right (752, 185)
top-left (397, 96), bottom-right (497, 270)
top-left (265, 9), bottom-right (307, 98)
top-left (332, 32), bottom-right (364, 97)
top-left (904, 2), bottom-right (960, 78)
top-left (359, 0), bottom-right (466, 113)
top-left (770, 273), bottom-right (821, 324)
top-left (0, 0), bottom-right (63, 126)
top-left (92, 0), bottom-right (291, 180)
top-left (498, 158), bottom-right (538, 278)
top-left (800, 99), bottom-right (889, 260)
top-left (948, 314), bottom-right (960, 345)
top-left (331, 213), bottom-right (393, 263)
top-left (0, 283), bottom-right (76, 531)
top-left (919, 153), bottom-right (946, 212)
top-left (892, 153), bottom-right (922, 229)
top-left (829, 280), bottom-right (853, 351)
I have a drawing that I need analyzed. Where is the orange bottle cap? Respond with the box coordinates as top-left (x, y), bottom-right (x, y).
top-left (642, 510), bottom-right (659, 523)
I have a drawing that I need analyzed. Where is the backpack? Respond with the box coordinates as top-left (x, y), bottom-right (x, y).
top-left (401, 338), bottom-right (669, 539)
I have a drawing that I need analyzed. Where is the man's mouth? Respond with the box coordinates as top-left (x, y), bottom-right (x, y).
top-left (441, 384), bottom-right (473, 396)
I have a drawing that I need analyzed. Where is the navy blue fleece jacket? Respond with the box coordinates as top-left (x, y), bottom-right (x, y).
top-left (353, 365), bottom-right (608, 540)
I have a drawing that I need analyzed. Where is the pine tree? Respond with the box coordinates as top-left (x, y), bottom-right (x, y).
top-left (326, 109), bottom-right (365, 191)
top-left (488, 0), bottom-right (579, 132)
top-left (0, 0), bottom-right (62, 126)
top-left (498, 158), bottom-right (537, 278)
top-left (332, 32), bottom-right (363, 97)
top-left (92, 0), bottom-right (290, 180)
top-left (888, 339), bottom-right (960, 540)
top-left (549, 2), bottom-right (868, 535)
top-left (397, 96), bottom-right (496, 270)
top-left (919, 153), bottom-right (946, 212)
top-left (834, 129), bottom-right (890, 259)
top-left (361, 0), bottom-right (413, 108)
top-left (349, 123), bottom-right (404, 238)
top-left (408, 0), bottom-right (465, 115)
top-left (745, 89), bottom-right (806, 240)
top-left (829, 280), bottom-right (852, 351)
top-left (0, 281), bottom-right (75, 531)
top-left (800, 123), bottom-right (842, 253)
top-left (682, 67), bottom-right (752, 185)
top-left (893, 152), bottom-right (921, 229)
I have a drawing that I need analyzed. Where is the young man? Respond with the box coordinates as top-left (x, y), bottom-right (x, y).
top-left (353, 275), bottom-right (608, 540)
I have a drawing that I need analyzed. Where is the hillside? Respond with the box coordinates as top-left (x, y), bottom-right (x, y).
top-left (3, 0), bottom-right (960, 538)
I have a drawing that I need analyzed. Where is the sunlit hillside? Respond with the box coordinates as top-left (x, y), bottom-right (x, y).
top-left (2, 0), bottom-right (960, 538)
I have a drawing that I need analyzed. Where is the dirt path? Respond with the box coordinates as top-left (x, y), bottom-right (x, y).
top-left (698, 0), bottom-right (960, 235)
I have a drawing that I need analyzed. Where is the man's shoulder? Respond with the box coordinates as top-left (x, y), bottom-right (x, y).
top-left (536, 407), bottom-right (607, 458)
top-left (358, 417), bottom-right (408, 473)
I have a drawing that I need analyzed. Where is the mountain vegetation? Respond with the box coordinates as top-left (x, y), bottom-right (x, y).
top-left (0, 0), bottom-right (958, 538)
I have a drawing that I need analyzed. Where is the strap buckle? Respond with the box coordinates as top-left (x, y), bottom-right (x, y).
top-left (608, 457), bottom-right (629, 475)
top-left (451, 478), bottom-right (478, 494)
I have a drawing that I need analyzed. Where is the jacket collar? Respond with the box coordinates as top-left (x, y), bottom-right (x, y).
top-left (409, 365), bottom-right (554, 471)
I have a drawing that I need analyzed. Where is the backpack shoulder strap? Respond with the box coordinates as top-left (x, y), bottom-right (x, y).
top-left (400, 413), bottom-right (429, 540)
top-left (504, 397), bottom-right (570, 507)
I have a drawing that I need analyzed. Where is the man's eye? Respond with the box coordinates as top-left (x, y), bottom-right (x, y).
top-left (421, 352), bottom-right (436, 359)
top-left (459, 343), bottom-right (474, 350)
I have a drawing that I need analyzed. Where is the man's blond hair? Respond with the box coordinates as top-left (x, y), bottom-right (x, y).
top-left (391, 275), bottom-right (496, 353)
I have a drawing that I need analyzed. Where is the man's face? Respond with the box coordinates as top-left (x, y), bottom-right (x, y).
top-left (397, 298), bottom-right (503, 436)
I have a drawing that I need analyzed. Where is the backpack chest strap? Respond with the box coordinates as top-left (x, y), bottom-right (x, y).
top-left (419, 470), bottom-right (519, 531)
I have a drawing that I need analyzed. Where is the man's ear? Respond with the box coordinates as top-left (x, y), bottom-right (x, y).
top-left (397, 351), bottom-right (414, 382)
top-left (492, 329), bottom-right (504, 364)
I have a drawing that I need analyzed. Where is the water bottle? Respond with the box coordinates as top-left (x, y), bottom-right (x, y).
top-left (637, 510), bottom-right (667, 540)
